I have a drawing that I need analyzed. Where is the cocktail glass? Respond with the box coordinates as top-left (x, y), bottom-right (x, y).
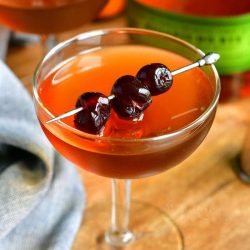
top-left (33, 28), bottom-right (220, 249)
top-left (0, 0), bottom-right (107, 52)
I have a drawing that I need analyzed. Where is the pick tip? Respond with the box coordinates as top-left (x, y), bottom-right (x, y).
top-left (204, 52), bottom-right (220, 64)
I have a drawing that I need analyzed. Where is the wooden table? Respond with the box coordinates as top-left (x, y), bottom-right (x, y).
top-left (6, 15), bottom-right (250, 250)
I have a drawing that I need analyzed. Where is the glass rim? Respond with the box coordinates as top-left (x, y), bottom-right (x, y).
top-left (33, 27), bottom-right (221, 143)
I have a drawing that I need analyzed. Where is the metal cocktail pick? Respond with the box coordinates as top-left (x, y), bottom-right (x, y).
top-left (46, 52), bottom-right (220, 124)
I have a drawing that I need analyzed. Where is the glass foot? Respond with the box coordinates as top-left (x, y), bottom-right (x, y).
top-left (73, 200), bottom-right (184, 250)
top-left (105, 229), bottom-right (135, 247)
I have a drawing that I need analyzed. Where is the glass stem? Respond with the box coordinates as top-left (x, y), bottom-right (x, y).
top-left (40, 34), bottom-right (58, 55)
top-left (105, 179), bottom-right (135, 247)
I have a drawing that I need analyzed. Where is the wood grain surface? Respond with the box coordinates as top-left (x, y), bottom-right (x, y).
top-left (5, 15), bottom-right (250, 250)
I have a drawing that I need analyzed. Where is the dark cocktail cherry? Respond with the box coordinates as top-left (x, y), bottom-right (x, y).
top-left (74, 92), bottom-right (111, 134)
top-left (73, 65), bottom-right (173, 133)
top-left (111, 75), bottom-right (152, 119)
top-left (136, 63), bottom-right (173, 96)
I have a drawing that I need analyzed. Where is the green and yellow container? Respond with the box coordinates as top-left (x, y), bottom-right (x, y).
top-left (127, 0), bottom-right (250, 75)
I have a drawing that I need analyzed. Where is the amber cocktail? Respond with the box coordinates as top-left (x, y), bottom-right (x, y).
top-left (33, 28), bottom-right (220, 249)
top-left (0, 0), bottom-right (107, 52)
top-left (0, 0), bottom-right (107, 34)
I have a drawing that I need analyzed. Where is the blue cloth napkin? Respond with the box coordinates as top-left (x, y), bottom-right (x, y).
top-left (0, 60), bottom-right (85, 250)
